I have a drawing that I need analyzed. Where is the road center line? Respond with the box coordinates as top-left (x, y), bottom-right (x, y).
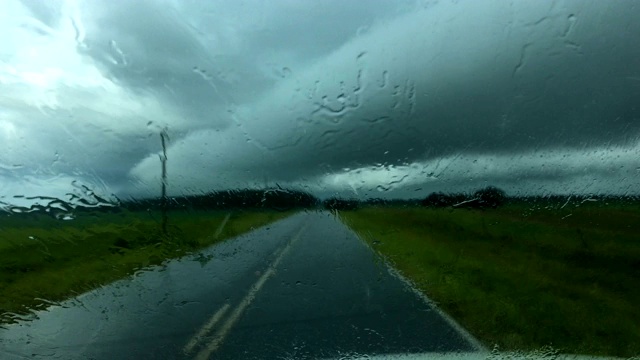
top-left (194, 223), bottom-right (307, 360)
top-left (183, 303), bottom-right (231, 354)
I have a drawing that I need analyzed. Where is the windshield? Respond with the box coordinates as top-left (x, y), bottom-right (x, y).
top-left (1, 0), bottom-right (639, 359)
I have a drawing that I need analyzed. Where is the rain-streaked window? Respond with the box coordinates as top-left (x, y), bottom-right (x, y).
top-left (1, 1), bottom-right (639, 359)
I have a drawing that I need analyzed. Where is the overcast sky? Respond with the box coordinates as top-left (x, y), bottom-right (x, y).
top-left (1, 0), bottom-right (639, 208)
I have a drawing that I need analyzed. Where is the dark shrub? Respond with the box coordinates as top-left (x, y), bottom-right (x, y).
top-left (471, 186), bottom-right (506, 209)
top-left (422, 192), bottom-right (451, 207)
top-left (323, 198), bottom-right (360, 210)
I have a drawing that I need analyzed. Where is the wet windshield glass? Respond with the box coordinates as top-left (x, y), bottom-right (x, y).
top-left (1, 1), bottom-right (639, 359)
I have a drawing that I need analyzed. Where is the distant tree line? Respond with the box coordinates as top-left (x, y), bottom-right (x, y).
top-left (321, 186), bottom-right (509, 211)
top-left (422, 186), bottom-right (507, 209)
top-left (321, 197), bottom-right (422, 210)
top-left (110, 188), bottom-right (640, 213)
top-left (121, 188), bottom-right (320, 212)
top-left (322, 198), bottom-right (361, 211)
top-left (6, 184), bottom-right (639, 218)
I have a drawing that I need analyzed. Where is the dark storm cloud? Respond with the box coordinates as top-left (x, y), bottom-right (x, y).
top-left (73, 0), bottom-right (412, 130)
top-left (77, 0), bottom-right (237, 129)
top-left (130, 0), bottom-right (640, 197)
top-left (1, 0), bottom-right (640, 205)
top-left (2, 0), bottom-right (418, 203)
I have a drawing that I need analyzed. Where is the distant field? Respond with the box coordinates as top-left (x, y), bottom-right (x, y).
top-left (0, 209), bottom-right (292, 324)
top-left (341, 203), bottom-right (640, 357)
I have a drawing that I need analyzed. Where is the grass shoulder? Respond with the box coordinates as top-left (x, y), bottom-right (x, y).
top-left (0, 209), bottom-right (293, 324)
top-left (340, 204), bottom-right (640, 357)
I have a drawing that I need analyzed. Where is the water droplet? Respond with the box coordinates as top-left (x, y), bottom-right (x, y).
top-left (356, 25), bottom-right (370, 37)
top-left (379, 70), bottom-right (389, 88)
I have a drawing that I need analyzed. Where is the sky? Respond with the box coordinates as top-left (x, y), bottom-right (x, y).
top-left (1, 0), bottom-right (639, 209)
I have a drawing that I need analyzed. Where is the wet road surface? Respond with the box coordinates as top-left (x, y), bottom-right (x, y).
top-left (0, 211), bottom-right (483, 359)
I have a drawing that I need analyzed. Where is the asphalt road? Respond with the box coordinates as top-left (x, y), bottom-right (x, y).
top-left (0, 211), bottom-right (484, 359)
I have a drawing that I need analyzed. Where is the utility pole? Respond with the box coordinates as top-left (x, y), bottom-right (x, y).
top-left (160, 128), bottom-right (169, 236)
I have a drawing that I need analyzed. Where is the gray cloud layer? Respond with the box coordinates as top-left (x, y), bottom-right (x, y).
top-left (1, 0), bottom-right (639, 206)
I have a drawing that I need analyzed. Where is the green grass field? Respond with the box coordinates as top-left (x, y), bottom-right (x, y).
top-left (341, 204), bottom-right (640, 357)
top-left (0, 209), bottom-right (292, 324)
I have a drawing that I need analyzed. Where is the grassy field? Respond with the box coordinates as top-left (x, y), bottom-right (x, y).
top-left (0, 209), bottom-right (292, 324)
top-left (341, 203), bottom-right (640, 357)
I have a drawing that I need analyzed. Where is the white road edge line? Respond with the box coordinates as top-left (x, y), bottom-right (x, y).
top-left (335, 211), bottom-right (488, 353)
top-left (379, 257), bottom-right (488, 352)
top-left (183, 303), bottom-right (231, 354)
top-left (214, 212), bottom-right (232, 239)
top-left (194, 223), bottom-right (308, 360)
